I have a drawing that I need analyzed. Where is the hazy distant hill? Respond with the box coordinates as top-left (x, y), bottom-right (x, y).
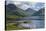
top-left (25, 8), bottom-right (36, 16)
top-left (32, 8), bottom-right (45, 16)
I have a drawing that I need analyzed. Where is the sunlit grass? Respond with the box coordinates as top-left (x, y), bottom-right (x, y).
top-left (6, 23), bottom-right (25, 30)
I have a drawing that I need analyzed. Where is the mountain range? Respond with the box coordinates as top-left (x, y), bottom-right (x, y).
top-left (6, 3), bottom-right (45, 17)
top-left (6, 4), bottom-right (36, 17)
top-left (32, 8), bottom-right (45, 16)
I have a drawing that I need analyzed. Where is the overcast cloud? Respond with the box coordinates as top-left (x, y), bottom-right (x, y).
top-left (6, 0), bottom-right (44, 11)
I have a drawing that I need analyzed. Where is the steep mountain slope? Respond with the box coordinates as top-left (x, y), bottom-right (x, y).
top-left (6, 4), bottom-right (30, 17)
top-left (6, 4), bottom-right (17, 15)
top-left (32, 8), bottom-right (45, 16)
top-left (6, 4), bottom-right (36, 17)
top-left (25, 8), bottom-right (36, 16)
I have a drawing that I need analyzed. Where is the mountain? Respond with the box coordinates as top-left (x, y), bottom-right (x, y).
top-left (25, 8), bottom-right (36, 16)
top-left (6, 4), bottom-right (17, 10)
top-left (6, 4), bottom-right (17, 16)
top-left (6, 3), bottom-right (37, 17)
top-left (6, 4), bottom-right (30, 17)
top-left (32, 8), bottom-right (45, 16)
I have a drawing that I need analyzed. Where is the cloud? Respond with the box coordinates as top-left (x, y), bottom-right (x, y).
top-left (30, 3), bottom-right (44, 11)
top-left (6, 0), bottom-right (44, 11)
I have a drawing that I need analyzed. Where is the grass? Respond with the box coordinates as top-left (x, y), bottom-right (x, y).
top-left (6, 23), bottom-right (25, 30)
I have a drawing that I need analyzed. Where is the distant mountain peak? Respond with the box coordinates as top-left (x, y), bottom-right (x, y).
top-left (32, 8), bottom-right (45, 16)
top-left (6, 4), bottom-right (17, 10)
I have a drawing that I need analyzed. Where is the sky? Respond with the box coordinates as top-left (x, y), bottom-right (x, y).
top-left (30, 3), bottom-right (44, 11)
top-left (6, 0), bottom-right (44, 11)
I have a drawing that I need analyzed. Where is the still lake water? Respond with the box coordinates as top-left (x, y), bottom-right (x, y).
top-left (32, 20), bottom-right (44, 28)
top-left (19, 20), bottom-right (44, 29)
top-left (19, 16), bottom-right (44, 29)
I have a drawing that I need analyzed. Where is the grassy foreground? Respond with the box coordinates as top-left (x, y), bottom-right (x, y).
top-left (6, 23), bottom-right (25, 30)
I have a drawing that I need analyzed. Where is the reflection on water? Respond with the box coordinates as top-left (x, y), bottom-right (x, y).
top-left (32, 20), bottom-right (44, 28)
top-left (7, 16), bottom-right (44, 29)
top-left (19, 16), bottom-right (44, 29)
top-left (19, 20), bottom-right (44, 29)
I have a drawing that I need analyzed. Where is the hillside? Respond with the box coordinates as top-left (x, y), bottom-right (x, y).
top-left (32, 8), bottom-right (45, 16)
top-left (6, 4), bottom-right (36, 17)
